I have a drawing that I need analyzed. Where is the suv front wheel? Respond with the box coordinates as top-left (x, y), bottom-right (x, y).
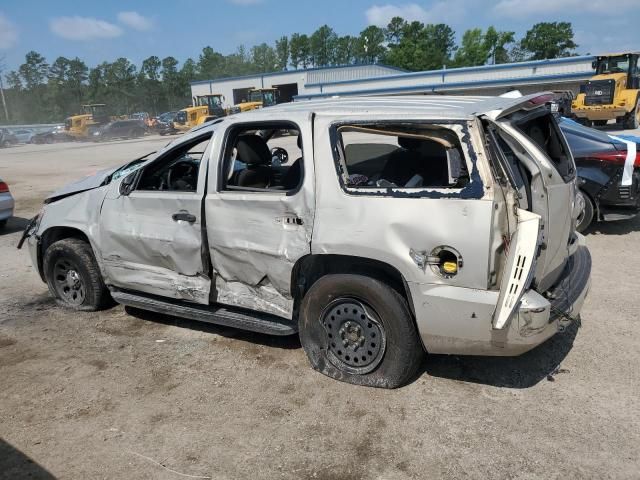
top-left (299, 274), bottom-right (424, 388)
top-left (43, 238), bottom-right (113, 311)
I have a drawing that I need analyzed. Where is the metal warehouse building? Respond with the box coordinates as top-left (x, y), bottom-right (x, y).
top-left (191, 56), bottom-right (597, 107)
top-left (190, 64), bottom-right (404, 108)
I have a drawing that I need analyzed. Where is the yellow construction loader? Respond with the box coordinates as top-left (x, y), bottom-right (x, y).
top-left (228, 88), bottom-right (280, 114)
top-left (172, 94), bottom-right (226, 133)
top-left (572, 52), bottom-right (640, 128)
top-left (64, 104), bottom-right (112, 139)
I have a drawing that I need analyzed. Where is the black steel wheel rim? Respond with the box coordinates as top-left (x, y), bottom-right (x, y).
top-left (53, 258), bottom-right (86, 306)
top-left (321, 298), bottom-right (386, 375)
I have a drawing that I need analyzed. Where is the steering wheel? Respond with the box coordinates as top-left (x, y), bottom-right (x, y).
top-left (167, 161), bottom-right (196, 190)
top-left (271, 147), bottom-right (288, 165)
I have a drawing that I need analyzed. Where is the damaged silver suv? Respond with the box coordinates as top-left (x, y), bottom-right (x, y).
top-left (19, 94), bottom-right (591, 388)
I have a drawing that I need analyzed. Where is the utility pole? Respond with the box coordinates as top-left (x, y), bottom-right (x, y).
top-left (0, 75), bottom-right (9, 122)
top-left (0, 57), bottom-right (9, 122)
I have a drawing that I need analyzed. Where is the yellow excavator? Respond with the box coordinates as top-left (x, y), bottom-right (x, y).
top-left (172, 94), bottom-right (227, 133)
top-left (229, 88), bottom-right (280, 114)
top-left (572, 52), bottom-right (640, 128)
top-left (64, 104), bottom-right (113, 139)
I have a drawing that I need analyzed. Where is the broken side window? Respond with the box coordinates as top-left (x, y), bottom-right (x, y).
top-left (136, 134), bottom-right (211, 192)
top-left (334, 125), bottom-right (470, 190)
top-left (222, 123), bottom-right (303, 192)
top-left (516, 112), bottom-right (575, 181)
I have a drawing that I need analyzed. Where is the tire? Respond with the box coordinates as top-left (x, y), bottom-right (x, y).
top-left (299, 274), bottom-right (424, 388)
top-left (43, 238), bottom-right (113, 311)
top-left (576, 190), bottom-right (595, 233)
top-left (0, 219), bottom-right (7, 229)
top-left (623, 99), bottom-right (639, 130)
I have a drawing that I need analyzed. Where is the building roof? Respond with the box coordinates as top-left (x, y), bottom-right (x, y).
top-left (189, 63), bottom-right (406, 86)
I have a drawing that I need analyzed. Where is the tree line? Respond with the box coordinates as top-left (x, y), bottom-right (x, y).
top-left (0, 19), bottom-right (577, 125)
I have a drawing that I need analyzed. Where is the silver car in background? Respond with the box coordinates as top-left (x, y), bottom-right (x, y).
top-left (0, 177), bottom-right (15, 229)
top-left (12, 129), bottom-right (35, 144)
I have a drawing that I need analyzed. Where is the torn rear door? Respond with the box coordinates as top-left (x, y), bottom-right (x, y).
top-left (204, 113), bottom-right (315, 319)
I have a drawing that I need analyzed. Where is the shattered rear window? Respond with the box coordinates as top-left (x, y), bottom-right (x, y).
top-left (334, 125), bottom-right (470, 190)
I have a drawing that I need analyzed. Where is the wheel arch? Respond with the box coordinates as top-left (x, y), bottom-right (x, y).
top-left (37, 226), bottom-right (92, 281)
top-left (290, 254), bottom-right (416, 317)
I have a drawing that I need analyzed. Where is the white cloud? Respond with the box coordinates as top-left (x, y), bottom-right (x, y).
top-left (0, 13), bottom-right (18, 49)
top-left (366, 4), bottom-right (429, 26)
top-left (117, 11), bottom-right (153, 31)
top-left (50, 16), bottom-right (123, 40)
top-left (494, 0), bottom-right (637, 17)
top-left (365, 2), bottom-right (464, 27)
top-left (228, 0), bottom-right (263, 5)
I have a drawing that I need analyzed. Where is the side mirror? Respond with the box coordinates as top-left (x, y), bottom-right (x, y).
top-left (119, 171), bottom-right (138, 196)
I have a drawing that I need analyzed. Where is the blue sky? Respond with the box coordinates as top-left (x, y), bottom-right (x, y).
top-left (0, 0), bottom-right (638, 72)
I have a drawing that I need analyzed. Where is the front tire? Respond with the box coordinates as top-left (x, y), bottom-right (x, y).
top-left (623, 99), bottom-right (639, 130)
top-left (43, 238), bottom-right (113, 311)
top-left (299, 274), bottom-right (424, 388)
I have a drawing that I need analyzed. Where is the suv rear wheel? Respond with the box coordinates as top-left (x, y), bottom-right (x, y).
top-left (43, 238), bottom-right (113, 311)
top-left (299, 274), bottom-right (424, 388)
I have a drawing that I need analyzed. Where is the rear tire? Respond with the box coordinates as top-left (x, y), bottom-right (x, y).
top-left (0, 219), bottom-right (7, 229)
top-left (576, 190), bottom-right (595, 233)
top-left (43, 238), bottom-right (113, 311)
top-left (299, 274), bottom-right (424, 388)
top-left (623, 99), bottom-right (639, 129)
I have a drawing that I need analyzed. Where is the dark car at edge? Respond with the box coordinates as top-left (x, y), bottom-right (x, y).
top-left (559, 117), bottom-right (640, 231)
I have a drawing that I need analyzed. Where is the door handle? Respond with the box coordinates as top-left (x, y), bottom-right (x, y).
top-left (172, 211), bottom-right (196, 223)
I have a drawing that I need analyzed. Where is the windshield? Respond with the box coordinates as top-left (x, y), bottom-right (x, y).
top-left (197, 96), bottom-right (221, 107)
top-left (110, 152), bottom-right (156, 181)
top-left (597, 56), bottom-right (630, 75)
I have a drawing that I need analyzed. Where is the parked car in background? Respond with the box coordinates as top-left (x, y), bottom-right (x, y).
top-left (0, 128), bottom-right (19, 147)
top-left (91, 120), bottom-right (146, 142)
top-left (31, 125), bottom-right (68, 144)
top-left (19, 94), bottom-right (591, 388)
top-left (12, 128), bottom-right (35, 144)
top-left (0, 178), bottom-right (15, 229)
top-left (559, 117), bottom-right (640, 232)
top-left (155, 111), bottom-right (177, 135)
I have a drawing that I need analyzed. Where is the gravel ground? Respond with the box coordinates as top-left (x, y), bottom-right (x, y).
top-left (0, 133), bottom-right (639, 480)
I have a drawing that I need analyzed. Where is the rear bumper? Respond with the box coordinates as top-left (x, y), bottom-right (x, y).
top-left (0, 192), bottom-right (15, 221)
top-left (411, 241), bottom-right (591, 356)
top-left (595, 169), bottom-right (640, 219)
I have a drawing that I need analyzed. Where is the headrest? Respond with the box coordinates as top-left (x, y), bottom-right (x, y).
top-left (398, 136), bottom-right (444, 156)
top-left (236, 135), bottom-right (271, 165)
top-left (398, 136), bottom-right (421, 150)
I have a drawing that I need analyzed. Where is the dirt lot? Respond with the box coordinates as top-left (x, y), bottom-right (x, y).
top-left (1, 134), bottom-right (639, 479)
